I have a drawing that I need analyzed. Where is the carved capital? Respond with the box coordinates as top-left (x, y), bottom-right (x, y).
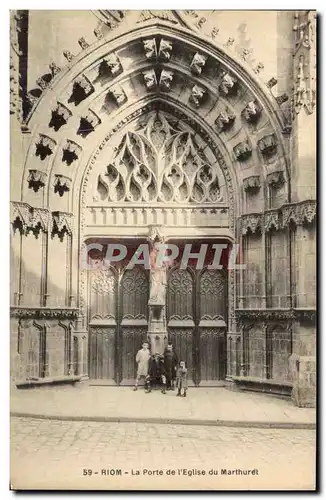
top-left (77, 109), bottom-right (101, 138)
top-left (243, 175), bottom-right (261, 192)
top-left (264, 209), bottom-right (281, 232)
top-left (219, 73), bottom-right (237, 95)
top-left (54, 174), bottom-right (72, 197)
top-left (62, 140), bottom-right (82, 165)
top-left (275, 93), bottom-right (289, 106)
top-left (143, 38), bottom-right (157, 59)
top-left (158, 39), bottom-right (172, 61)
top-left (298, 200), bottom-right (316, 225)
top-left (215, 108), bottom-right (235, 132)
top-left (27, 169), bottom-right (47, 192)
top-left (11, 202), bottom-right (50, 234)
top-left (234, 141), bottom-right (252, 161)
top-left (49, 102), bottom-right (72, 131)
top-left (159, 70), bottom-right (174, 92)
top-left (105, 53), bottom-right (123, 76)
top-left (78, 37), bottom-right (89, 50)
top-left (63, 50), bottom-right (75, 62)
top-left (253, 62), bottom-right (264, 74)
top-left (190, 52), bottom-right (207, 75)
top-left (108, 85), bottom-right (127, 105)
top-left (267, 77), bottom-right (278, 89)
top-left (266, 170), bottom-right (285, 187)
top-left (190, 85), bottom-right (206, 107)
top-left (242, 100), bottom-right (261, 123)
top-left (35, 134), bottom-right (57, 160)
top-left (49, 62), bottom-right (61, 77)
top-left (93, 28), bottom-right (103, 40)
top-left (143, 69), bottom-right (157, 90)
top-left (257, 134), bottom-right (277, 157)
top-left (51, 211), bottom-right (73, 237)
top-left (241, 213), bottom-right (262, 235)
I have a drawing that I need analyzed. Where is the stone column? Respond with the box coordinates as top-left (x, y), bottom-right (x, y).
top-left (147, 225), bottom-right (168, 355)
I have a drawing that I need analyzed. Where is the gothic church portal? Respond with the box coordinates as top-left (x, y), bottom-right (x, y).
top-left (10, 10), bottom-right (316, 405)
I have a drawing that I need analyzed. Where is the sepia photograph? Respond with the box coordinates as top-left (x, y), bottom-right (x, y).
top-left (9, 8), bottom-right (317, 491)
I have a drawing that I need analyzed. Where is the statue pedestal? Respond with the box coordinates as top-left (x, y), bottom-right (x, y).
top-left (148, 304), bottom-right (167, 355)
top-left (147, 332), bottom-right (167, 355)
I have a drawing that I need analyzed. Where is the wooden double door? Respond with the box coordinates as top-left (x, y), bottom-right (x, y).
top-left (167, 266), bottom-right (227, 386)
top-left (88, 265), bottom-right (227, 386)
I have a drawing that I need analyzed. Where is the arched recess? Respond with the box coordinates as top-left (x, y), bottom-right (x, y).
top-left (12, 19), bottom-right (293, 385)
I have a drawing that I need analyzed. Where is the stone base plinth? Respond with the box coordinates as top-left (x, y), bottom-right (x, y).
top-left (147, 332), bottom-right (167, 355)
top-left (289, 354), bottom-right (316, 408)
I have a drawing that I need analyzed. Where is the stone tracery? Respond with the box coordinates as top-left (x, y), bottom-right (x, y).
top-left (93, 112), bottom-right (225, 204)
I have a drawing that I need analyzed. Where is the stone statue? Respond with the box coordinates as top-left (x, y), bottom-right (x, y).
top-left (148, 244), bottom-right (167, 306)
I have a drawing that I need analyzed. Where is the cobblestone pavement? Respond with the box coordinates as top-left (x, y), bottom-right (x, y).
top-left (11, 417), bottom-right (316, 491)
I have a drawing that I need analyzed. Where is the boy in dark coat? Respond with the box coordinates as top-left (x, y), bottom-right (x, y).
top-left (163, 342), bottom-right (178, 390)
top-left (145, 353), bottom-right (167, 394)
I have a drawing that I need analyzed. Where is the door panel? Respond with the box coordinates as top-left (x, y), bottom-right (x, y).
top-left (120, 267), bottom-right (149, 384)
top-left (167, 265), bottom-right (227, 386)
top-left (89, 326), bottom-right (116, 380)
top-left (167, 267), bottom-right (196, 384)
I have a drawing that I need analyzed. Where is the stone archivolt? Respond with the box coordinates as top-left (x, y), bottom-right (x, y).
top-left (93, 112), bottom-right (225, 205)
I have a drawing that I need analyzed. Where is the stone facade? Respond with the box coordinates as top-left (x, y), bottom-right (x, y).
top-left (10, 10), bottom-right (316, 406)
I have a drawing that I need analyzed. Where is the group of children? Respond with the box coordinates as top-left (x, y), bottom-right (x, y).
top-left (133, 341), bottom-right (188, 397)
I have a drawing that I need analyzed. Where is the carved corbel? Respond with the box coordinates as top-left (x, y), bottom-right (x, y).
top-left (253, 62), bottom-right (264, 74)
top-left (241, 213), bottom-right (262, 235)
top-left (158, 39), bottom-right (172, 61)
top-left (266, 170), bottom-right (285, 187)
top-left (36, 74), bottom-right (52, 91)
top-left (108, 85), bottom-right (127, 106)
top-left (219, 73), bottom-right (237, 95)
top-left (35, 134), bottom-right (57, 160)
top-left (266, 77), bottom-right (278, 89)
top-left (190, 52), bottom-right (207, 75)
top-left (243, 175), bottom-right (261, 192)
top-left (143, 38), bottom-right (157, 59)
top-left (62, 140), bottom-right (82, 165)
top-left (68, 75), bottom-right (94, 106)
top-left (77, 109), bottom-right (101, 138)
top-left (281, 204), bottom-right (300, 228)
top-left (257, 134), bottom-right (278, 157)
top-left (215, 108), bottom-right (235, 132)
top-left (49, 62), bottom-right (61, 77)
top-left (63, 50), bottom-right (75, 62)
top-left (94, 28), bottom-right (103, 40)
top-left (27, 169), bottom-right (47, 192)
top-left (159, 70), bottom-right (174, 92)
top-left (190, 85), bottom-right (206, 107)
top-left (299, 200), bottom-right (316, 225)
top-left (78, 37), bottom-right (89, 50)
top-left (104, 53), bottom-right (123, 77)
top-left (233, 141), bottom-right (252, 161)
top-left (264, 210), bottom-right (281, 232)
top-left (53, 175), bottom-right (72, 197)
top-left (241, 100), bottom-right (262, 123)
top-left (51, 211), bottom-right (73, 239)
top-left (143, 69), bottom-right (157, 90)
top-left (49, 102), bottom-right (72, 131)
top-left (275, 93), bottom-right (289, 106)
top-left (224, 37), bottom-right (235, 48)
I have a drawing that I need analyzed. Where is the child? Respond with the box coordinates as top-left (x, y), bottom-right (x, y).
top-left (163, 342), bottom-right (178, 390)
top-left (133, 342), bottom-right (151, 391)
top-left (145, 353), bottom-right (167, 394)
top-left (176, 361), bottom-right (188, 397)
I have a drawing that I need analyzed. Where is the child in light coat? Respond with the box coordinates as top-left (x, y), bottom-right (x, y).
top-left (133, 342), bottom-right (151, 391)
top-left (176, 361), bottom-right (188, 397)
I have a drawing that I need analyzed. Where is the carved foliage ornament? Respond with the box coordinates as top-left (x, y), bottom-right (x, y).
top-left (93, 112), bottom-right (225, 205)
top-left (49, 102), bottom-right (72, 132)
top-left (190, 52), bottom-right (208, 76)
top-left (35, 134), bottom-right (57, 160)
top-left (241, 214), bottom-right (262, 235)
top-left (215, 108), bottom-right (235, 132)
top-left (243, 176), bottom-right (260, 192)
top-left (242, 101), bottom-right (261, 123)
top-left (53, 175), bottom-right (72, 197)
top-left (11, 202), bottom-right (50, 235)
top-left (190, 85), bottom-right (206, 107)
top-left (234, 141), bottom-right (252, 162)
top-left (27, 170), bottom-right (47, 192)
